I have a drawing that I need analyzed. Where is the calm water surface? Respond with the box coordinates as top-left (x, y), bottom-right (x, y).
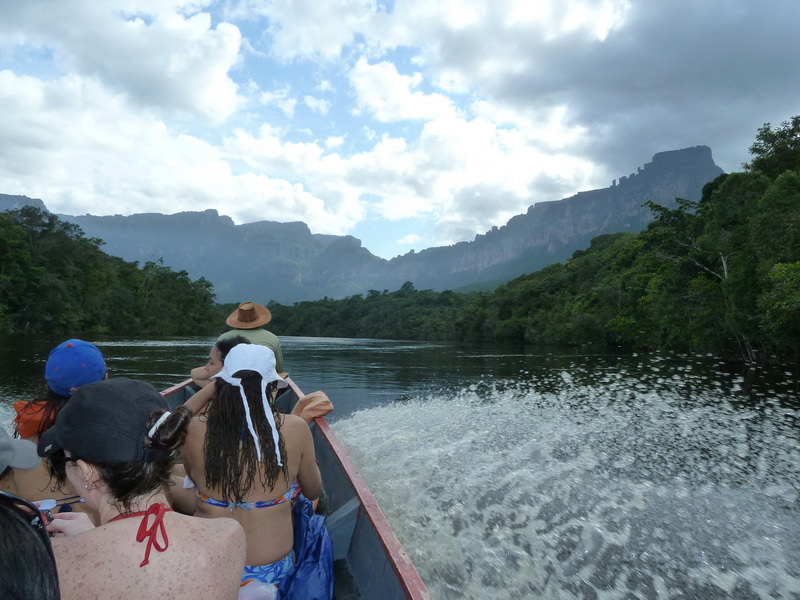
top-left (1, 334), bottom-right (798, 599)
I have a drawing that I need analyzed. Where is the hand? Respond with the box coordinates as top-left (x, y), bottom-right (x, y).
top-left (291, 390), bottom-right (334, 423)
top-left (47, 511), bottom-right (95, 536)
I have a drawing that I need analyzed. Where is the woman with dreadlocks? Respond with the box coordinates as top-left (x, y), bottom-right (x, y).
top-left (152, 343), bottom-right (323, 596)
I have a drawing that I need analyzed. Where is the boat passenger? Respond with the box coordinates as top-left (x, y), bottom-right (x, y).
top-left (187, 335), bottom-right (333, 424)
top-left (38, 377), bottom-right (246, 600)
top-left (217, 301), bottom-right (285, 373)
top-left (0, 428), bottom-right (41, 491)
top-left (190, 334), bottom-right (250, 388)
top-left (0, 491), bottom-right (60, 600)
top-left (1, 431), bottom-right (60, 598)
top-left (152, 344), bottom-right (325, 595)
top-left (9, 339), bottom-right (106, 517)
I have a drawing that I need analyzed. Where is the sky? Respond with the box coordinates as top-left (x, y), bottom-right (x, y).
top-left (1, 1), bottom-right (798, 260)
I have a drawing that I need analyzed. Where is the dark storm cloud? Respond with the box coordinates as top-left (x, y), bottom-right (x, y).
top-left (429, 1), bottom-right (800, 174)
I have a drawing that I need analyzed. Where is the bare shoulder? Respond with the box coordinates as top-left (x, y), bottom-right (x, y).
top-left (182, 512), bottom-right (243, 541)
top-left (280, 412), bottom-right (310, 432)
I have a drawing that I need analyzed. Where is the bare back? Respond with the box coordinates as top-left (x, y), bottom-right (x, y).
top-left (182, 412), bottom-right (321, 566)
top-left (52, 510), bottom-right (245, 600)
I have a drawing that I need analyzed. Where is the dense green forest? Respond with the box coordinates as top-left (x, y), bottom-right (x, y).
top-left (0, 206), bottom-right (222, 335)
top-left (270, 117), bottom-right (800, 362)
top-left (3, 117), bottom-right (799, 361)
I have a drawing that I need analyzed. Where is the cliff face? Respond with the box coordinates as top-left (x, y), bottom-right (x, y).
top-left (0, 146), bottom-right (723, 303)
top-left (386, 146), bottom-right (723, 290)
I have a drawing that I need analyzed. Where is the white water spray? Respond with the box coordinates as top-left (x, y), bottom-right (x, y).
top-left (333, 362), bottom-right (800, 599)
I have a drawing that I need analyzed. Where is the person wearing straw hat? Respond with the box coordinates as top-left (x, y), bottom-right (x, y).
top-left (191, 302), bottom-right (284, 389)
top-left (218, 302), bottom-right (284, 372)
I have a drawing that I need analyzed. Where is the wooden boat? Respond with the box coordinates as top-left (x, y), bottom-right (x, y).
top-left (160, 377), bottom-right (432, 600)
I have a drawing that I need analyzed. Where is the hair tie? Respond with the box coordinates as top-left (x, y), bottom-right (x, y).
top-left (147, 411), bottom-right (172, 439)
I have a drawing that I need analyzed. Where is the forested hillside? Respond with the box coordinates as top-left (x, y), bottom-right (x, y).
top-left (270, 117), bottom-right (800, 362)
top-left (4, 117), bottom-right (797, 361)
top-left (0, 207), bottom-right (222, 335)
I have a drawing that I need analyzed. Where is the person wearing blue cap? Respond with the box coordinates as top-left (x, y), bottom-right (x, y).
top-left (8, 339), bottom-right (107, 516)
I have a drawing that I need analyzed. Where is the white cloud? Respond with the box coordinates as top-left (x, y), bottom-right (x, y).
top-left (397, 233), bottom-right (422, 245)
top-left (1, 0), bottom-right (799, 263)
top-left (303, 95), bottom-right (330, 114)
top-left (0, 1), bottom-right (244, 121)
top-left (0, 69), bottom-right (354, 235)
top-left (223, 0), bottom-right (375, 61)
top-left (259, 87), bottom-right (296, 116)
top-left (349, 57), bottom-right (457, 122)
top-left (325, 136), bottom-right (346, 149)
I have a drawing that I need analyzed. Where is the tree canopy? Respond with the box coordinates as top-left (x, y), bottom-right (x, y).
top-left (5, 116), bottom-right (799, 363)
top-left (271, 117), bottom-right (800, 362)
top-left (0, 206), bottom-right (221, 336)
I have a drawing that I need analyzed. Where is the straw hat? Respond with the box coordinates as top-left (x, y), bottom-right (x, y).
top-left (226, 302), bottom-right (272, 329)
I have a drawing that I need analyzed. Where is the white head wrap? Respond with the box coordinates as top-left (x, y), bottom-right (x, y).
top-left (212, 344), bottom-right (288, 465)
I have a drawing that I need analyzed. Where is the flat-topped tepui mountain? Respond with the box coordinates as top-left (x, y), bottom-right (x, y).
top-left (1, 145), bottom-right (723, 304)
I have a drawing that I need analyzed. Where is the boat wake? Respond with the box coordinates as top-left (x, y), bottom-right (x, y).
top-left (332, 369), bottom-right (800, 599)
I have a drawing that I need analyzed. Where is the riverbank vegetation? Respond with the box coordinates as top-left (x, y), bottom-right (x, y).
top-left (271, 117), bottom-right (800, 362)
top-left (3, 117), bottom-right (798, 362)
top-left (0, 206), bottom-right (221, 335)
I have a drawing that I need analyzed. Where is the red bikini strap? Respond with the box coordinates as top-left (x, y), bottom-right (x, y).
top-left (134, 503), bottom-right (171, 567)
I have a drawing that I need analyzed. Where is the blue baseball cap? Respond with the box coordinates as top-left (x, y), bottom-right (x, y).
top-left (45, 339), bottom-right (107, 397)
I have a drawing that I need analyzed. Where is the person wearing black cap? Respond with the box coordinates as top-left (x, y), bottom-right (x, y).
top-left (38, 377), bottom-right (246, 600)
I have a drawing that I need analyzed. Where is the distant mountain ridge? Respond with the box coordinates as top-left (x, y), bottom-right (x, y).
top-left (0, 145), bottom-right (723, 303)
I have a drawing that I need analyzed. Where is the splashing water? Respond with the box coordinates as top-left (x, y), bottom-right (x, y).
top-left (332, 362), bottom-right (800, 599)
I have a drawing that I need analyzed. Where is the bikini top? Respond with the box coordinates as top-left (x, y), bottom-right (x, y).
top-left (109, 502), bottom-right (173, 567)
top-left (195, 479), bottom-right (299, 511)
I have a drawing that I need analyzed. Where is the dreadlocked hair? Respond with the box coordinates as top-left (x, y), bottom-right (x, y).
top-left (204, 372), bottom-right (287, 503)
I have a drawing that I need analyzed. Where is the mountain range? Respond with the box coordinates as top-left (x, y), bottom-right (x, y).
top-left (0, 145), bottom-right (723, 304)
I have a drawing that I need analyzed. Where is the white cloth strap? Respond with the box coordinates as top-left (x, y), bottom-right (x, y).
top-left (147, 411), bottom-right (172, 439)
top-left (220, 374), bottom-right (282, 466)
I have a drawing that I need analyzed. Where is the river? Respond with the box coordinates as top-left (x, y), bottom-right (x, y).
top-left (2, 334), bottom-right (799, 599)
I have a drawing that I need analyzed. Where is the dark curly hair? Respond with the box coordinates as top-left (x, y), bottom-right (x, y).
top-left (215, 335), bottom-right (250, 361)
top-left (203, 372), bottom-right (288, 503)
top-left (13, 386), bottom-right (70, 439)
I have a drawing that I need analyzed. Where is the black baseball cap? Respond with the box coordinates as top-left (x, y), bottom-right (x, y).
top-left (38, 377), bottom-right (170, 464)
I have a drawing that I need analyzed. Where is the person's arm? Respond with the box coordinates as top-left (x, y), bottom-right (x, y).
top-left (183, 380), bottom-right (216, 415)
top-left (291, 416), bottom-right (322, 500)
top-left (165, 462), bottom-right (197, 516)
